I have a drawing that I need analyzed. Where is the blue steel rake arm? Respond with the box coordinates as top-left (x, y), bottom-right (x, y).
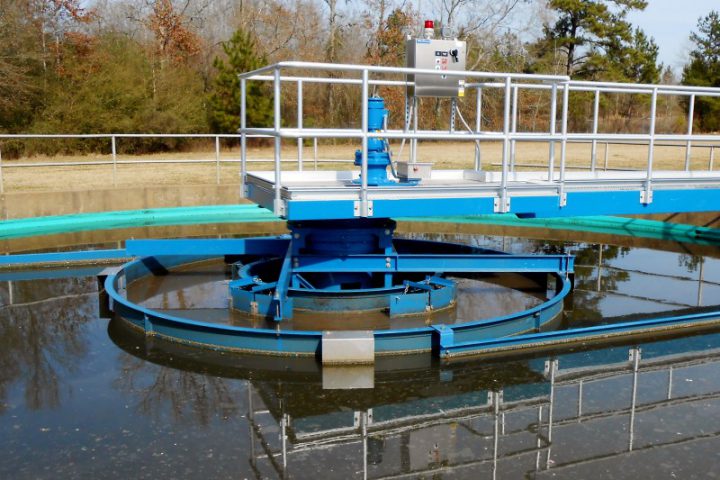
top-left (291, 253), bottom-right (574, 274)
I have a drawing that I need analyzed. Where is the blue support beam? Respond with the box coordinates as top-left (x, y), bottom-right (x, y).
top-left (292, 253), bottom-right (574, 274)
top-left (0, 249), bottom-right (128, 266)
top-left (125, 237), bottom-right (290, 257)
top-left (283, 188), bottom-right (720, 221)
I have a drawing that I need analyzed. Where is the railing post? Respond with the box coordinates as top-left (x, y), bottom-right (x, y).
top-left (559, 83), bottom-right (569, 206)
top-left (297, 80), bottom-right (303, 172)
top-left (240, 78), bottom-right (247, 198)
top-left (710, 146), bottom-right (715, 171)
top-left (510, 85), bottom-right (518, 173)
top-left (685, 94), bottom-right (695, 171)
top-left (548, 83), bottom-right (558, 181)
top-left (498, 77), bottom-right (511, 213)
top-left (0, 141), bottom-right (4, 194)
top-left (411, 96), bottom-right (419, 164)
top-left (591, 90), bottom-right (600, 172)
top-left (643, 87), bottom-right (658, 204)
top-left (273, 67), bottom-right (283, 215)
top-left (111, 135), bottom-right (117, 187)
top-left (361, 69), bottom-right (370, 217)
top-left (313, 137), bottom-right (318, 170)
top-left (215, 135), bottom-right (221, 185)
top-left (474, 87), bottom-right (482, 170)
top-left (604, 142), bottom-right (609, 170)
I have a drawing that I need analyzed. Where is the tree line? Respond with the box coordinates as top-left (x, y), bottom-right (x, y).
top-left (0, 0), bottom-right (718, 157)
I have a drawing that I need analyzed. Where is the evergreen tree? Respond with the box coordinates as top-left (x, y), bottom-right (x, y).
top-left (529, 0), bottom-right (651, 80)
top-left (208, 29), bottom-right (272, 133)
top-left (682, 11), bottom-right (720, 131)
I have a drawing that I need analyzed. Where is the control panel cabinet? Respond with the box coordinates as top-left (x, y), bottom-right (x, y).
top-left (406, 38), bottom-right (466, 97)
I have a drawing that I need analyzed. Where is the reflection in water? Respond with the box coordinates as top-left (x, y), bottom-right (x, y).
top-left (0, 277), bottom-right (97, 412)
top-left (1, 233), bottom-right (720, 478)
top-left (109, 323), bottom-right (720, 479)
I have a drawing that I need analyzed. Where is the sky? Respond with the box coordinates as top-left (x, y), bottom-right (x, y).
top-left (627, 0), bottom-right (718, 71)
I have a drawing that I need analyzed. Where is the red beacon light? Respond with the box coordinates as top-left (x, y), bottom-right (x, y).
top-left (423, 19), bottom-right (435, 39)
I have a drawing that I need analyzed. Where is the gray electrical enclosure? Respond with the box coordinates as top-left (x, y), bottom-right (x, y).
top-left (406, 38), bottom-right (467, 97)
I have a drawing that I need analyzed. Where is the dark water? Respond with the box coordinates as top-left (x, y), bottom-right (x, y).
top-left (2, 234), bottom-right (720, 479)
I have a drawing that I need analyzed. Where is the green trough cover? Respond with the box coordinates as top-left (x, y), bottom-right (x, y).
top-left (0, 205), bottom-right (718, 244)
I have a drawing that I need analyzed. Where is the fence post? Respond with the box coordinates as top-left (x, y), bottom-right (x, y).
top-left (215, 135), bottom-right (221, 185)
top-left (111, 135), bottom-right (117, 187)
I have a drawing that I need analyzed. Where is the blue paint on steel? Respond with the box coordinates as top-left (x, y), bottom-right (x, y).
top-left (0, 266), bottom-right (109, 281)
top-left (126, 237), bottom-right (290, 257)
top-left (292, 253), bottom-right (574, 273)
top-left (441, 307), bottom-right (720, 358)
top-left (353, 97), bottom-right (397, 186)
top-left (103, 243), bottom-right (573, 356)
top-left (228, 224), bottom-right (463, 318)
top-left (283, 188), bottom-right (720, 221)
top-left (0, 248), bottom-right (128, 266)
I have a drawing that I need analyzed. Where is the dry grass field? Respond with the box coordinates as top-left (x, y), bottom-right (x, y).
top-left (1, 140), bottom-right (718, 192)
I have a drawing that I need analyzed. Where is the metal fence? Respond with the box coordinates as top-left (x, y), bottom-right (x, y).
top-left (0, 133), bottom-right (344, 194)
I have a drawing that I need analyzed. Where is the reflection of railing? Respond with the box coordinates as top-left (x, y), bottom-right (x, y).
top-left (239, 61), bottom-right (720, 217)
top-left (246, 347), bottom-right (720, 479)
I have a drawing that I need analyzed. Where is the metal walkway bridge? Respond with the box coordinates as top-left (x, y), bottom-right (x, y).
top-left (238, 61), bottom-right (720, 221)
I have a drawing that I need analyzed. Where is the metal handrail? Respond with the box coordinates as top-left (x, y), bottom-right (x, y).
top-left (237, 61), bottom-right (720, 217)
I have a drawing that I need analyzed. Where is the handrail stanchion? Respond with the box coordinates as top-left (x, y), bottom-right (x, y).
top-left (111, 135), bottom-right (117, 187)
top-left (297, 80), bottom-right (304, 172)
top-left (685, 94), bottom-right (695, 171)
top-left (604, 142), bottom-right (609, 170)
top-left (474, 87), bottom-right (482, 170)
top-left (591, 89), bottom-right (600, 172)
top-left (548, 83), bottom-right (558, 181)
top-left (510, 85), bottom-right (518, 173)
top-left (0, 142), bottom-right (4, 194)
top-left (361, 69), bottom-right (370, 217)
top-left (499, 77), bottom-right (511, 213)
top-left (240, 78), bottom-right (247, 198)
top-left (313, 137), bottom-right (318, 170)
top-left (559, 83), bottom-right (569, 206)
top-left (273, 67), bottom-right (283, 215)
top-left (411, 96), bottom-right (419, 164)
top-left (710, 146), bottom-right (715, 171)
top-left (644, 88), bottom-right (658, 204)
top-left (215, 135), bottom-right (221, 185)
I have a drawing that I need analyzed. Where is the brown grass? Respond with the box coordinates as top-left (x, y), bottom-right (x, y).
top-left (1, 140), bottom-right (718, 192)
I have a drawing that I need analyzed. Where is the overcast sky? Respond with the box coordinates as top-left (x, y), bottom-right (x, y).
top-left (627, 0), bottom-right (718, 71)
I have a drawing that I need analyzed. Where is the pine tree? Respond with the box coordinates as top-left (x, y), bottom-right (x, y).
top-left (682, 11), bottom-right (720, 131)
top-left (529, 0), bottom-right (651, 80)
top-left (208, 29), bottom-right (272, 133)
